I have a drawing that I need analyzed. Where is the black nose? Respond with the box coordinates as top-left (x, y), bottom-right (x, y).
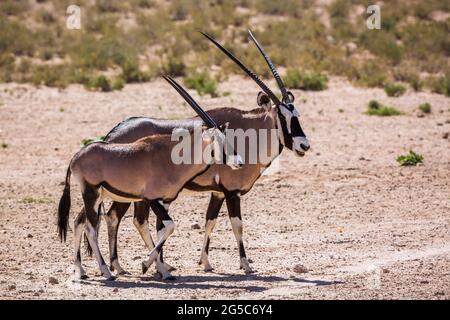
top-left (300, 143), bottom-right (310, 151)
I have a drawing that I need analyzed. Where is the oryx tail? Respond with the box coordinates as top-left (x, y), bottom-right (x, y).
top-left (57, 165), bottom-right (72, 242)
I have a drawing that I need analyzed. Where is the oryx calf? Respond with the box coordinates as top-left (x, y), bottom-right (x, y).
top-left (57, 76), bottom-right (242, 280)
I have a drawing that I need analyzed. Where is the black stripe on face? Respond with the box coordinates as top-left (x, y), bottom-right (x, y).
top-left (277, 109), bottom-right (293, 150)
top-left (290, 116), bottom-right (306, 138)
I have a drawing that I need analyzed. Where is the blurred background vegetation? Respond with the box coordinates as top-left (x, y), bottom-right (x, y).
top-left (0, 0), bottom-right (449, 95)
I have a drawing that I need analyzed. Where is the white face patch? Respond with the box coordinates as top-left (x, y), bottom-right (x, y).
top-left (214, 174), bottom-right (220, 184)
top-left (277, 104), bottom-right (309, 155)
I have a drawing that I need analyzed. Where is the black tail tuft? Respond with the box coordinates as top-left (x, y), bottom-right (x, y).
top-left (57, 166), bottom-right (71, 242)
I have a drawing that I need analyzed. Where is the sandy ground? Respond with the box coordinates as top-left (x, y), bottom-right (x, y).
top-left (0, 77), bottom-right (449, 299)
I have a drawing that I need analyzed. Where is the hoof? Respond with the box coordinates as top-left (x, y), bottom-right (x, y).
top-left (80, 274), bottom-right (89, 280)
top-left (204, 266), bottom-right (214, 272)
top-left (244, 269), bottom-right (256, 274)
top-left (142, 262), bottom-right (149, 275)
top-left (106, 276), bottom-right (117, 281)
top-left (118, 270), bottom-right (131, 276)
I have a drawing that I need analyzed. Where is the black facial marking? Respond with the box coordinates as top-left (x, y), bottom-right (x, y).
top-left (277, 109), bottom-right (293, 150)
top-left (290, 116), bottom-right (306, 138)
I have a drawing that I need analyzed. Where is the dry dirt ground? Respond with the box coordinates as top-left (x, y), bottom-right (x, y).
top-left (0, 77), bottom-right (449, 299)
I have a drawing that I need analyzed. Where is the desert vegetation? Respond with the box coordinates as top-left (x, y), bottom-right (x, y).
top-left (365, 100), bottom-right (403, 116)
top-left (0, 0), bottom-right (448, 94)
top-left (396, 150), bottom-right (424, 166)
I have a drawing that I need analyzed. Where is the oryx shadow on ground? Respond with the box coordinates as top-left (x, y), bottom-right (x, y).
top-left (76, 272), bottom-right (342, 292)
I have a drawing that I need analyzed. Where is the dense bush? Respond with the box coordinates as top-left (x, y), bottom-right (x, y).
top-left (284, 69), bottom-right (328, 91)
top-left (429, 75), bottom-right (450, 97)
top-left (366, 100), bottom-right (403, 116)
top-left (418, 103), bottom-right (431, 114)
top-left (184, 72), bottom-right (218, 97)
top-left (0, 0), bottom-right (448, 94)
top-left (384, 83), bottom-right (406, 97)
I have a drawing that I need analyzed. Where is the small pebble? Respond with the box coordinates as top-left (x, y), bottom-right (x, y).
top-left (293, 264), bottom-right (308, 274)
top-left (191, 223), bottom-right (201, 230)
top-left (49, 277), bottom-right (59, 285)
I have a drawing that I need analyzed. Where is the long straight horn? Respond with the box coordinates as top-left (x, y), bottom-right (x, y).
top-left (200, 31), bottom-right (281, 105)
top-left (162, 75), bottom-right (217, 128)
top-left (248, 29), bottom-right (289, 102)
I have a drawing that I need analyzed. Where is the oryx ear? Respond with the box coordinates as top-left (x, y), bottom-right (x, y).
top-left (285, 91), bottom-right (295, 103)
top-left (257, 91), bottom-right (271, 110)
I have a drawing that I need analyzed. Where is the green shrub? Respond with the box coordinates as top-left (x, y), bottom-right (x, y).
top-left (162, 56), bottom-right (186, 77)
top-left (410, 77), bottom-right (424, 92)
top-left (359, 32), bottom-right (403, 64)
top-left (112, 78), bottom-right (125, 90)
top-left (365, 100), bottom-right (403, 116)
top-left (85, 75), bottom-right (112, 92)
top-left (81, 136), bottom-right (106, 147)
top-left (32, 65), bottom-right (69, 88)
top-left (255, 0), bottom-right (301, 17)
top-left (384, 83), bottom-right (406, 97)
top-left (135, 0), bottom-right (153, 9)
top-left (396, 150), bottom-right (423, 166)
top-left (284, 69), bottom-right (328, 91)
top-left (355, 61), bottom-right (387, 88)
top-left (0, 19), bottom-right (34, 56)
top-left (184, 72), bottom-right (218, 97)
top-left (429, 75), bottom-right (450, 96)
top-left (20, 197), bottom-right (52, 204)
top-left (95, 0), bottom-right (123, 13)
top-left (170, 0), bottom-right (190, 21)
top-left (0, 0), bottom-right (30, 16)
top-left (120, 59), bottom-right (151, 83)
top-left (418, 103), bottom-right (431, 114)
top-left (70, 36), bottom-right (138, 71)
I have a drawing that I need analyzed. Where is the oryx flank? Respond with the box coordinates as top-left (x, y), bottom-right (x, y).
top-left (86, 30), bottom-right (310, 278)
top-left (57, 76), bottom-right (242, 280)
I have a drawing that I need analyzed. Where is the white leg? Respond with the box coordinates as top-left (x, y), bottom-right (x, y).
top-left (230, 217), bottom-right (254, 273)
top-left (84, 221), bottom-right (114, 280)
top-left (200, 218), bottom-right (216, 271)
top-left (73, 213), bottom-right (87, 280)
top-left (134, 217), bottom-right (174, 280)
top-left (141, 220), bottom-right (175, 274)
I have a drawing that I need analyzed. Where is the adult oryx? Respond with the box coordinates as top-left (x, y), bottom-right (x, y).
top-left (92, 30), bottom-right (310, 278)
top-left (57, 76), bottom-right (242, 280)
